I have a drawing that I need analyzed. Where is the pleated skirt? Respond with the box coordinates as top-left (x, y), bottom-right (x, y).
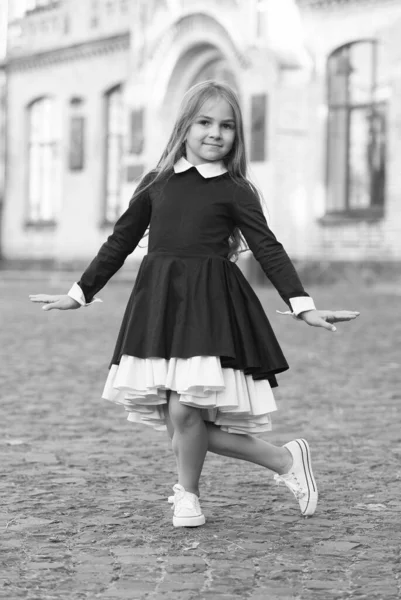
top-left (103, 355), bottom-right (277, 435)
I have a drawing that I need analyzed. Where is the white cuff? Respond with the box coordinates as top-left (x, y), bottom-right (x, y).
top-left (289, 296), bottom-right (316, 316)
top-left (67, 282), bottom-right (103, 307)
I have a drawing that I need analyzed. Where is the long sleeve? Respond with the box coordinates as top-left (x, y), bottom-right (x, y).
top-left (75, 172), bottom-right (153, 303)
top-left (232, 184), bottom-right (315, 313)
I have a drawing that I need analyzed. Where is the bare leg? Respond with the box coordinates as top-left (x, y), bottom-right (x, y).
top-left (168, 391), bottom-right (208, 496)
top-left (163, 404), bottom-right (291, 475)
top-left (204, 422), bottom-right (292, 474)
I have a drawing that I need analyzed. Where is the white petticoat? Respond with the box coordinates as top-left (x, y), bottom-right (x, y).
top-left (102, 355), bottom-right (277, 435)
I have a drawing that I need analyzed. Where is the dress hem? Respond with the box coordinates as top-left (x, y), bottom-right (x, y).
top-left (103, 354), bottom-right (277, 435)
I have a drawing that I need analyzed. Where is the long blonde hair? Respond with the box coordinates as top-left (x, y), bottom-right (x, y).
top-left (133, 80), bottom-right (266, 262)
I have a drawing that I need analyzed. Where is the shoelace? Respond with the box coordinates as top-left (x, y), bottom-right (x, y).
top-left (274, 473), bottom-right (306, 500)
top-left (168, 489), bottom-right (201, 508)
top-left (174, 493), bottom-right (200, 515)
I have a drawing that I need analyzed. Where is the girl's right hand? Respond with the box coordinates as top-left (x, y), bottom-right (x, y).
top-left (29, 294), bottom-right (81, 311)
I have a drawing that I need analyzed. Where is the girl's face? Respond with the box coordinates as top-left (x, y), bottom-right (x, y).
top-left (184, 96), bottom-right (236, 165)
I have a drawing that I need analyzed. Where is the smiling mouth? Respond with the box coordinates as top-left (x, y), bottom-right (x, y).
top-left (204, 143), bottom-right (222, 147)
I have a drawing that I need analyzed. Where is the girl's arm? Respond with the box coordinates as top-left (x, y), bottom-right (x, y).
top-left (232, 185), bottom-right (313, 311)
top-left (73, 172), bottom-right (153, 304)
top-left (29, 172), bottom-right (154, 310)
top-left (232, 186), bottom-right (359, 330)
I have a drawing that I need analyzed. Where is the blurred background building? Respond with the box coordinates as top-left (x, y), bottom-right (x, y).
top-left (0, 0), bottom-right (7, 254)
top-left (1, 0), bottom-right (401, 272)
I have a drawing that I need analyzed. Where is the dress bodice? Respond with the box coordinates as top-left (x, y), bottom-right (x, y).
top-left (76, 167), bottom-right (310, 308)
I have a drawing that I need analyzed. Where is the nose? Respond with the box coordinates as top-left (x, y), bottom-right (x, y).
top-left (209, 124), bottom-right (222, 139)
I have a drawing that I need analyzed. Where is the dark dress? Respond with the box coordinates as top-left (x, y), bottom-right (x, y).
top-left (77, 167), bottom-right (311, 434)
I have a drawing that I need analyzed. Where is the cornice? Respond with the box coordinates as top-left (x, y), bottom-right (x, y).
top-left (6, 32), bottom-right (130, 73)
top-left (297, 0), bottom-right (399, 7)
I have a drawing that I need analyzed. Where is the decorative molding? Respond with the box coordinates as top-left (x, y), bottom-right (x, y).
top-left (9, 1), bottom-right (60, 21)
top-left (6, 33), bottom-right (130, 72)
top-left (145, 13), bottom-right (250, 70)
top-left (297, 0), bottom-right (400, 8)
top-left (24, 219), bottom-right (57, 230)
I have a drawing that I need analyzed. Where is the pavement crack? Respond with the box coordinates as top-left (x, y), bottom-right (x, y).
top-left (151, 558), bottom-right (167, 597)
top-left (199, 555), bottom-right (213, 594)
top-left (394, 545), bottom-right (401, 599)
top-left (249, 559), bottom-right (261, 598)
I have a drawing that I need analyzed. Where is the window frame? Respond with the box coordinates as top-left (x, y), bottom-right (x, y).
top-left (324, 39), bottom-right (385, 222)
top-left (25, 96), bottom-right (58, 229)
top-left (250, 93), bottom-right (268, 163)
top-left (102, 83), bottom-right (124, 227)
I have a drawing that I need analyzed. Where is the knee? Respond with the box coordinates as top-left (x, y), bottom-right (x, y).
top-left (169, 392), bottom-right (200, 431)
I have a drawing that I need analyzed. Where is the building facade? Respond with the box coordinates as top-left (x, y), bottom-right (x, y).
top-left (0, 0), bottom-right (8, 254)
top-left (295, 0), bottom-right (401, 262)
top-left (2, 0), bottom-right (401, 270)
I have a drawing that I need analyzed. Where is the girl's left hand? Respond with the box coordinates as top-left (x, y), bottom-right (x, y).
top-left (298, 309), bottom-right (360, 332)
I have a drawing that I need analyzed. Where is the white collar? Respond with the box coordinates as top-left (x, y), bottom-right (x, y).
top-left (174, 156), bottom-right (228, 179)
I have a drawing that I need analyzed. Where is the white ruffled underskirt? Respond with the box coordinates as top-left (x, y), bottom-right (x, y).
top-left (102, 355), bottom-right (277, 435)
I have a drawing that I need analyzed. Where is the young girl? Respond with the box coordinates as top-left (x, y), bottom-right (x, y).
top-left (30, 80), bottom-right (359, 528)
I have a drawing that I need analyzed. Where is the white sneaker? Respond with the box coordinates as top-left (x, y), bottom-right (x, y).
top-left (273, 438), bottom-right (318, 516)
top-left (168, 487), bottom-right (200, 504)
top-left (171, 484), bottom-right (205, 527)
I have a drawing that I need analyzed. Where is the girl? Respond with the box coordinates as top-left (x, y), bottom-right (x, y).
top-left (30, 81), bottom-right (359, 528)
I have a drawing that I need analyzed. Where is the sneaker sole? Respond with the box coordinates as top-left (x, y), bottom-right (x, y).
top-left (173, 514), bottom-right (206, 527)
top-left (297, 438), bottom-right (318, 516)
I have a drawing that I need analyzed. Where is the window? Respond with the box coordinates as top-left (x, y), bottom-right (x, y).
top-left (27, 97), bottom-right (58, 224)
top-left (69, 97), bottom-right (85, 171)
top-left (326, 40), bottom-right (386, 217)
top-left (129, 108), bottom-right (144, 155)
top-left (250, 94), bottom-right (268, 162)
top-left (256, 0), bottom-right (268, 39)
top-left (104, 85), bottom-right (124, 223)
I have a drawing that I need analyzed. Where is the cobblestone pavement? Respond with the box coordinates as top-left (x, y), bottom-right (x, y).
top-left (1, 277), bottom-right (401, 600)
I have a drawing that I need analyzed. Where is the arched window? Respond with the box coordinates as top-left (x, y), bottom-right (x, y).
top-left (27, 97), bottom-right (58, 224)
top-left (326, 40), bottom-right (386, 216)
top-left (104, 84), bottom-right (124, 223)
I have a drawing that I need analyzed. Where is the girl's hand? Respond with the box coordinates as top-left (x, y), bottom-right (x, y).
top-left (29, 294), bottom-right (81, 311)
top-left (298, 309), bottom-right (360, 332)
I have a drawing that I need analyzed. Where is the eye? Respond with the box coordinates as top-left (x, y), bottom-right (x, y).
top-left (198, 119), bottom-right (210, 126)
top-left (223, 123), bottom-right (235, 130)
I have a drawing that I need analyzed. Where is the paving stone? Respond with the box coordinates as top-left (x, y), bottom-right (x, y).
top-left (304, 580), bottom-right (347, 590)
top-left (2, 281), bottom-right (400, 600)
top-left (166, 556), bottom-right (206, 565)
top-left (157, 580), bottom-right (204, 592)
top-left (249, 590), bottom-right (299, 600)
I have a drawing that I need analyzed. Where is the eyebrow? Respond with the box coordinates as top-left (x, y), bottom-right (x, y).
top-left (196, 114), bottom-right (235, 123)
